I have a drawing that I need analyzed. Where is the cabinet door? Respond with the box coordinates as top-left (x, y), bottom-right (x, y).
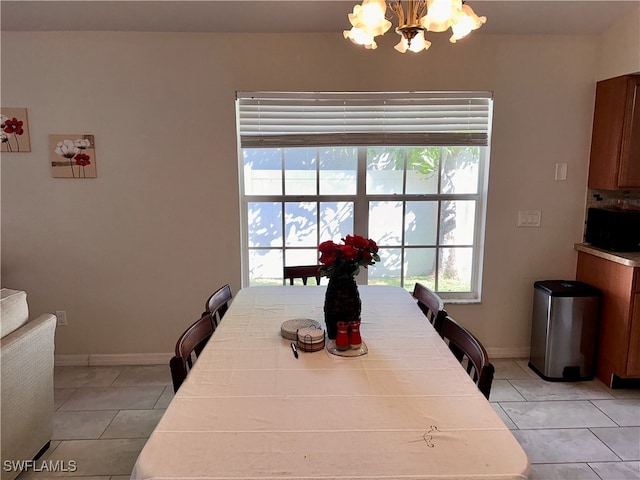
top-left (618, 76), bottom-right (640, 187)
top-left (576, 252), bottom-right (634, 382)
top-left (627, 293), bottom-right (640, 376)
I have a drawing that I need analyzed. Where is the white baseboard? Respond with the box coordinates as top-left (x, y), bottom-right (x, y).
top-left (55, 353), bottom-right (172, 366)
top-left (486, 347), bottom-right (530, 359)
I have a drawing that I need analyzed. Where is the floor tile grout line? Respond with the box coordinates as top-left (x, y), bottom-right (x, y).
top-left (587, 427), bottom-right (626, 463)
top-left (589, 399), bottom-right (624, 427)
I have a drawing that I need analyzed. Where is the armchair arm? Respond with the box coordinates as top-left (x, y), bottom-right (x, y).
top-left (1, 314), bottom-right (56, 477)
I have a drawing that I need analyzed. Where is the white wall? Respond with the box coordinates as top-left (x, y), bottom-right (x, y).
top-left (1, 26), bottom-right (635, 360)
top-left (597, 5), bottom-right (640, 79)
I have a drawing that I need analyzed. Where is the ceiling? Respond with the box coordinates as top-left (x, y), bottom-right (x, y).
top-left (1, 1), bottom-right (639, 36)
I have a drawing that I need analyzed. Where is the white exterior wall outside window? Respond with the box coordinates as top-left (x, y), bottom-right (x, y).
top-left (236, 92), bottom-right (493, 301)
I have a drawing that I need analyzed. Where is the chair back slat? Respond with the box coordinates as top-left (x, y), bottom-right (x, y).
top-left (204, 284), bottom-right (233, 327)
top-left (283, 265), bottom-right (321, 286)
top-left (440, 315), bottom-right (495, 399)
top-left (412, 283), bottom-right (447, 334)
top-left (169, 313), bottom-right (216, 393)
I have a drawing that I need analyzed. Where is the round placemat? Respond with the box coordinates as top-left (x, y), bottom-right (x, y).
top-left (280, 318), bottom-right (321, 340)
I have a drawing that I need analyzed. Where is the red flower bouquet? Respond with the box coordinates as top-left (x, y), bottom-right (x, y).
top-left (318, 234), bottom-right (380, 280)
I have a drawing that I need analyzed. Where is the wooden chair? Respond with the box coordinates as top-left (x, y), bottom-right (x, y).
top-left (440, 315), bottom-right (495, 399)
top-left (203, 284), bottom-right (233, 327)
top-left (169, 313), bottom-right (216, 393)
top-left (283, 265), bottom-right (321, 285)
top-left (412, 282), bottom-right (447, 334)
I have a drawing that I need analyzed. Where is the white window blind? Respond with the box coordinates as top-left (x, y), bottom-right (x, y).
top-left (237, 91), bottom-right (493, 148)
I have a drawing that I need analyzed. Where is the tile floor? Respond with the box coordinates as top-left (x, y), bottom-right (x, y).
top-left (13, 359), bottom-right (640, 479)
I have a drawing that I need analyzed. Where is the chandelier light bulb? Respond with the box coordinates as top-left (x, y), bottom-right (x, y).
top-left (344, 27), bottom-right (378, 49)
top-left (449, 4), bottom-right (487, 42)
top-left (344, 0), bottom-right (485, 53)
top-left (348, 0), bottom-right (392, 37)
top-left (359, 0), bottom-right (387, 26)
top-left (422, 0), bottom-right (460, 32)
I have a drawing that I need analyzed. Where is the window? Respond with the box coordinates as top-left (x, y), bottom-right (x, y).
top-left (237, 92), bottom-right (493, 301)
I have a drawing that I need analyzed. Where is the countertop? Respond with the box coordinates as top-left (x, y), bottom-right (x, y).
top-left (574, 243), bottom-right (640, 267)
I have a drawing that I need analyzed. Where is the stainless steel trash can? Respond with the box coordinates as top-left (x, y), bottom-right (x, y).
top-left (528, 280), bottom-right (600, 381)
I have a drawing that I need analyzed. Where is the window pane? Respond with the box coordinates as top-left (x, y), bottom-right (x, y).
top-left (285, 249), bottom-right (318, 267)
top-left (438, 247), bottom-right (473, 292)
top-left (406, 147), bottom-right (439, 194)
top-left (368, 247), bottom-right (401, 286)
top-left (441, 147), bottom-right (479, 194)
top-left (404, 248), bottom-right (436, 290)
top-left (249, 249), bottom-right (282, 286)
top-left (320, 202), bottom-right (354, 242)
top-left (405, 201), bottom-right (438, 246)
top-left (285, 202), bottom-right (317, 247)
top-left (243, 148), bottom-right (282, 195)
top-left (369, 201), bottom-right (403, 245)
top-left (440, 200), bottom-right (475, 245)
top-left (366, 147), bottom-right (404, 194)
top-left (319, 147), bottom-right (357, 195)
top-left (285, 148), bottom-right (316, 195)
top-left (248, 202), bottom-right (282, 247)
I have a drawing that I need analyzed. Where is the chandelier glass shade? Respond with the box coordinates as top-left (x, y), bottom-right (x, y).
top-left (343, 0), bottom-right (486, 53)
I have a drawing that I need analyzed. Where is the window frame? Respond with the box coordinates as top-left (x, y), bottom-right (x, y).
top-left (237, 92), bottom-right (493, 302)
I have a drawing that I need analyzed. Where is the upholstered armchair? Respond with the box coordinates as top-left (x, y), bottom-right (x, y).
top-left (1, 289), bottom-right (56, 480)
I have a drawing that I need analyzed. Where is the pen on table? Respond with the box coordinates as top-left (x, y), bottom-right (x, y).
top-left (290, 342), bottom-right (298, 359)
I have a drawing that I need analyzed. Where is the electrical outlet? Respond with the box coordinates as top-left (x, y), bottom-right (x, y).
top-left (55, 310), bottom-right (68, 326)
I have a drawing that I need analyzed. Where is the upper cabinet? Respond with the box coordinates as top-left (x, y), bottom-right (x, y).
top-left (588, 74), bottom-right (640, 190)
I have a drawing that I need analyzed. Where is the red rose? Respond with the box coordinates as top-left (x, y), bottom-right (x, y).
top-left (368, 239), bottom-right (379, 253)
top-left (318, 240), bottom-right (337, 254)
top-left (344, 234), bottom-right (369, 249)
top-left (3, 118), bottom-right (23, 135)
top-left (319, 251), bottom-right (337, 266)
top-left (339, 245), bottom-right (358, 260)
top-left (361, 250), bottom-right (372, 262)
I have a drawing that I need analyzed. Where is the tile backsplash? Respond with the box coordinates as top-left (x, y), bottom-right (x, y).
top-left (587, 189), bottom-right (640, 210)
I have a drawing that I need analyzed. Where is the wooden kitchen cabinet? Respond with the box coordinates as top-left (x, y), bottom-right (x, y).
top-left (588, 74), bottom-right (640, 190)
top-left (576, 251), bottom-right (640, 387)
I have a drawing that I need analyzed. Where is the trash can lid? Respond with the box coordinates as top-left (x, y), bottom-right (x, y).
top-left (534, 280), bottom-right (600, 297)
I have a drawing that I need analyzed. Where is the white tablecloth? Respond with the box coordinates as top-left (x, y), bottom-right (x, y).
top-left (132, 286), bottom-right (529, 480)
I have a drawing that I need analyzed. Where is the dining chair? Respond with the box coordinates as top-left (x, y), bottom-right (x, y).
top-left (412, 282), bottom-right (447, 334)
top-left (283, 265), bottom-right (321, 285)
top-left (203, 283), bottom-right (233, 327)
top-left (440, 315), bottom-right (495, 400)
top-left (169, 313), bottom-right (216, 393)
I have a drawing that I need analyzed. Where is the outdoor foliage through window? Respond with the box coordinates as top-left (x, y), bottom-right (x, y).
top-left (241, 145), bottom-right (487, 299)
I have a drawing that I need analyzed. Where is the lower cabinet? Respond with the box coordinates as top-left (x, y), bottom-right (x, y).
top-left (576, 251), bottom-right (640, 387)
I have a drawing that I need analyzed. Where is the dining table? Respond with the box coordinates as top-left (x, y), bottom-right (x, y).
top-left (131, 285), bottom-right (530, 480)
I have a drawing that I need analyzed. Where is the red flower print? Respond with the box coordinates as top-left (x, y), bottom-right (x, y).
top-left (3, 118), bottom-right (24, 136)
top-left (74, 153), bottom-right (91, 167)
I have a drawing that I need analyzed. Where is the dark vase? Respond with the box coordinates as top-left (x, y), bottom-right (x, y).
top-left (324, 276), bottom-right (361, 339)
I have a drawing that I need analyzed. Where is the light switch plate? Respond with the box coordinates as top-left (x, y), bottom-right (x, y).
top-left (518, 210), bottom-right (541, 227)
top-left (555, 163), bottom-right (567, 181)
top-left (56, 310), bottom-right (68, 326)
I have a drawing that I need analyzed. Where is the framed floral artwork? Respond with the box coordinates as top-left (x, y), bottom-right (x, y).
top-left (49, 134), bottom-right (97, 178)
top-left (1, 107), bottom-right (31, 152)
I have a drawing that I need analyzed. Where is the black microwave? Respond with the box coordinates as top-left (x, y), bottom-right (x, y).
top-left (585, 207), bottom-right (640, 252)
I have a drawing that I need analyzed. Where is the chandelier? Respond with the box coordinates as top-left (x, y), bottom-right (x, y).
top-left (343, 0), bottom-right (486, 53)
